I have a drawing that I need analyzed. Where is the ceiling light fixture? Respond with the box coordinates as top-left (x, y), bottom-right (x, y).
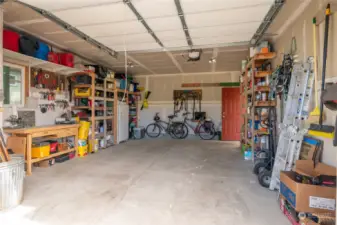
top-left (187, 49), bottom-right (202, 62)
top-left (209, 58), bottom-right (216, 64)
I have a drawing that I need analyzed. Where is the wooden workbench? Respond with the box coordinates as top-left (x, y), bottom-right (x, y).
top-left (4, 124), bottom-right (80, 175)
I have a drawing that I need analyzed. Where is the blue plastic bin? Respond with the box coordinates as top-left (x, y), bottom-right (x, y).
top-left (35, 41), bottom-right (49, 60)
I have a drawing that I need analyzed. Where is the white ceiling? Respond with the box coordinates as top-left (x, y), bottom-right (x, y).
top-left (19, 0), bottom-right (274, 52)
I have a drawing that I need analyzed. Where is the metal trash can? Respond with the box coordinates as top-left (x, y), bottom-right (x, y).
top-left (0, 155), bottom-right (25, 210)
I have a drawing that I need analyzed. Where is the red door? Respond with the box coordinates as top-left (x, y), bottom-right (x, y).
top-left (222, 88), bottom-right (241, 141)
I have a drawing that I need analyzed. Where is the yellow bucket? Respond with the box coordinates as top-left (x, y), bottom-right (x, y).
top-left (78, 145), bottom-right (88, 157)
top-left (79, 121), bottom-right (90, 139)
top-left (89, 139), bottom-right (99, 153)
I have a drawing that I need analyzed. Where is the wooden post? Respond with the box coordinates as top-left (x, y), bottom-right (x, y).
top-left (251, 60), bottom-right (256, 163)
top-left (90, 72), bottom-right (95, 152)
top-left (26, 134), bottom-right (32, 175)
top-left (114, 89), bottom-right (118, 145)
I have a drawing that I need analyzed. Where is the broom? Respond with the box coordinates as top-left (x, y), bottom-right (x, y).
top-left (309, 4), bottom-right (335, 137)
top-left (308, 17), bottom-right (322, 123)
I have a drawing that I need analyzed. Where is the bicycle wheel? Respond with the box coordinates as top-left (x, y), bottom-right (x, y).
top-left (198, 123), bottom-right (216, 140)
top-left (172, 122), bottom-right (189, 139)
top-left (146, 123), bottom-right (161, 138)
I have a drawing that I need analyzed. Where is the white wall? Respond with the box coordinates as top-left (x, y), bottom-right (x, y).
top-left (135, 71), bottom-right (241, 134)
top-left (271, 0), bottom-right (337, 167)
top-left (138, 101), bottom-right (222, 133)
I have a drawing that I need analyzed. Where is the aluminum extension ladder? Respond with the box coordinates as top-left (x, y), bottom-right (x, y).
top-left (269, 57), bottom-right (314, 191)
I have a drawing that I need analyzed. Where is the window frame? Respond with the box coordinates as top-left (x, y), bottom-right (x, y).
top-left (3, 62), bottom-right (26, 108)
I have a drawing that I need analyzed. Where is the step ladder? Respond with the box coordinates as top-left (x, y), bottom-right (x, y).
top-left (269, 57), bottom-right (314, 191)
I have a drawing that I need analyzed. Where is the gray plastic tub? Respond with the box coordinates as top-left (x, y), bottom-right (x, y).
top-left (0, 155), bottom-right (25, 210)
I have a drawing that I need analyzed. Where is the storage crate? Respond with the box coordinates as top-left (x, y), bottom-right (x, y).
top-left (58, 142), bottom-right (68, 152)
top-left (32, 142), bottom-right (50, 158)
top-left (0, 155), bottom-right (25, 210)
top-left (75, 88), bottom-right (91, 97)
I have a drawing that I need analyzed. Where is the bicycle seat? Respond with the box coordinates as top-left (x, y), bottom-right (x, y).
top-left (168, 115), bottom-right (176, 119)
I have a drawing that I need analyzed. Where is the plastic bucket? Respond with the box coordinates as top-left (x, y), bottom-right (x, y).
top-left (0, 155), bottom-right (25, 210)
top-left (78, 121), bottom-right (90, 139)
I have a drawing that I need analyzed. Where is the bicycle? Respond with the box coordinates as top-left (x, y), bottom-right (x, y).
top-left (145, 113), bottom-right (185, 138)
top-left (173, 112), bottom-right (216, 140)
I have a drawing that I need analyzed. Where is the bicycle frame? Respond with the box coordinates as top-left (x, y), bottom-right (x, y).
top-left (184, 118), bottom-right (203, 134)
top-left (154, 119), bottom-right (177, 134)
top-left (155, 120), bottom-right (169, 132)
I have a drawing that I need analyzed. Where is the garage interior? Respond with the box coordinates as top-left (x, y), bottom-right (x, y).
top-left (0, 0), bottom-right (336, 225)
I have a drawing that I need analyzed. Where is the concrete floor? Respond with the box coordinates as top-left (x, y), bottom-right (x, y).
top-left (0, 139), bottom-right (288, 225)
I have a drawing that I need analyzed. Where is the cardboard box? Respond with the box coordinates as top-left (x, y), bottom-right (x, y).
top-left (299, 136), bottom-right (323, 165)
top-left (280, 160), bottom-right (336, 214)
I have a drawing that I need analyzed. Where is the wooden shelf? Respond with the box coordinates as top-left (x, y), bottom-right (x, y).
top-left (90, 97), bottom-right (105, 101)
top-left (93, 107), bottom-right (105, 110)
top-left (255, 100), bottom-right (276, 107)
top-left (106, 98), bottom-right (114, 101)
top-left (106, 88), bottom-right (115, 92)
top-left (4, 49), bottom-right (81, 75)
top-left (255, 86), bottom-right (270, 92)
top-left (93, 116), bottom-right (105, 121)
top-left (246, 52), bottom-right (276, 69)
top-left (95, 86), bottom-right (104, 91)
top-left (95, 133), bottom-right (105, 138)
top-left (74, 84), bottom-right (91, 88)
top-left (255, 130), bottom-right (270, 135)
top-left (90, 116), bottom-right (114, 121)
top-left (72, 106), bottom-right (90, 109)
top-left (73, 96), bottom-right (89, 99)
top-left (255, 71), bottom-right (272, 78)
top-left (128, 92), bottom-right (140, 95)
top-left (31, 148), bottom-right (75, 163)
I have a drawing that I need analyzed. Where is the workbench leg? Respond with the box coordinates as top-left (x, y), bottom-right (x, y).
top-left (74, 132), bottom-right (78, 158)
top-left (26, 134), bottom-right (32, 176)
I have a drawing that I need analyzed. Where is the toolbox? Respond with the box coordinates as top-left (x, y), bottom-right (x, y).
top-left (32, 142), bottom-right (50, 158)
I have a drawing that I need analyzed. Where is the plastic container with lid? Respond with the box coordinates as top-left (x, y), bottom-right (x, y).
top-left (32, 142), bottom-right (50, 158)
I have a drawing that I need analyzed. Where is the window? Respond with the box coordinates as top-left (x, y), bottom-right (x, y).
top-left (3, 63), bottom-right (25, 106)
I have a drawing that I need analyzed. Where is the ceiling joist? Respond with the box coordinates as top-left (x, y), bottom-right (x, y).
top-left (250, 0), bottom-right (285, 45)
top-left (123, 0), bottom-right (164, 48)
top-left (174, 0), bottom-right (193, 48)
top-left (17, 0), bottom-right (118, 58)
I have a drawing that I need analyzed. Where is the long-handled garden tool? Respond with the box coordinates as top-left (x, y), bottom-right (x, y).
top-left (308, 17), bottom-right (323, 123)
top-left (309, 4), bottom-right (335, 138)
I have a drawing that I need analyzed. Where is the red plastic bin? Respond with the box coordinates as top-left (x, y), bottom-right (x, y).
top-left (3, 30), bottom-right (20, 52)
top-left (58, 53), bottom-right (74, 67)
top-left (48, 52), bottom-right (59, 64)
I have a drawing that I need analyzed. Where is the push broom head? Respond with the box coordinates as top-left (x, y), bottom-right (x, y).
top-left (307, 107), bottom-right (324, 123)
